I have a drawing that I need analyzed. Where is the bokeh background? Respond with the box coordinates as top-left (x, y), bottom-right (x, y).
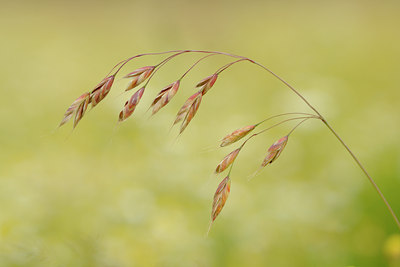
top-left (1, 0), bottom-right (400, 266)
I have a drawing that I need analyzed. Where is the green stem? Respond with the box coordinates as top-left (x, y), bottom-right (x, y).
top-left (322, 119), bottom-right (400, 229)
top-left (255, 112), bottom-right (316, 127)
top-left (287, 118), bottom-right (312, 136)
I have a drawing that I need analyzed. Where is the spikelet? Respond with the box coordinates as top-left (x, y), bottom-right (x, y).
top-left (60, 92), bottom-right (91, 128)
top-left (261, 136), bottom-right (288, 167)
top-left (90, 75), bottom-right (115, 107)
top-left (173, 91), bottom-right (202, 125)
top-left (196, 74), bottom-right (218, 95)
top-left (208, 176), bottom-right (231, 234)
top-left (124, 66), bottom-right (155, 91)
top-left (220, 125), bottom-right (256, 147)
top-left (215, 148), bottom-right (240, 173)
top-left (180, 93), bottom-right (202, 133)
top-left (150, 80), bottom-right (180, 115)
top-left (118, 87), bottom-right (145, 122)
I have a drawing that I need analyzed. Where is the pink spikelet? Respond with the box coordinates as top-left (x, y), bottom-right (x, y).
top-left (173, 91), bottom-right (202, 126)
top-left (60, 92), bottom-right (91, 128)
top-left (124, 66), bottom-right (155, 91)
top-left (90, 75), bottom-right (115, 107)
top-left (150, 80), bottom-right (180, 115)
top-left (196, 74), bottom-right (218, 95)
top-left (220, 125), bottom-right (256, 147)
top-left (208, 176), bottom-right (231, 235)
top-left (179, 92), bottom-right (202, 133)
top-left (215, 148), bottom-right (240, 173)
top-left (262, 136), bottom-right (288, 167)
top-left (119, 87), bottom-right (145, 122)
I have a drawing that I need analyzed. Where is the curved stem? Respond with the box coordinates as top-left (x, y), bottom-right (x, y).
top-left (113, 50), bottom-right (191, 76)
top-left (322, 120), bottom-right (400, 229)
top-left (215, 58), bottom-right (248, 74)
top-left (287, 118), bottom-right (311, 136)
top-left (143, 51), bottom-right (187, 88)
top-left (255, 112), bottom-right (316, 127)
top-left (248, 61), bottom-right (323, 118)
top-left (180, 54), bottom-right (219, 80)
top-left (240, 116), bottom-right (319, 149)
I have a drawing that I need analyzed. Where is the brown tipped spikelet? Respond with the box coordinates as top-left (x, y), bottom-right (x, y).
top-left (215, 148), bottom-right (240, 173)
top-left (150, 80), bottom-right (180, 115)
top-left (180, 92), bottom-right (202, 133)
top-left (119, 87), bottom-right (145, 122)
top-left (90, 75), bottom-right (115, 107)
top-left (173, 91), bottom-right (202, 125)
top-left (262, 136), bottom-right (288, 167)
top-left (60, 92), bottom-right (91, 128)
top-left (124, 66), bottom-right (155, 91)
top-left (220, 125), bottom-right (256, 147)
top-left (211, 176), bottom-right (231, 223)
top-left (196, 74), bottom-right (217, 95)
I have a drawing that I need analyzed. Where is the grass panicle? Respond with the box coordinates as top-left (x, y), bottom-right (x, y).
top-left (60, 49), bottom-right (400, 232)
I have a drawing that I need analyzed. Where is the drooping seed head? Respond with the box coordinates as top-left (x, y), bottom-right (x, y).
top-left (118, 87), bottom-right (145, 122)
top-left (124, 66), bottom-right (155, 91)
top-left (73, 95), bottom-right (90, 128)
top-left (215, 148), bottom-right (240, 173)
top-left (173, 91), bottom-right (202, 125)
top-left (211, 176), bottom-right (231, 222)
top-left (261, 136), bottom-right (288, 167)
top-left (60, 92), bottom-right (91, 127)
top-left (196, 74), bottom-right (218, 95)
top-left (220, 125), bottom-right (256, 147)
top-left (150, 80), bottom-right (180, 115)
top-left (179, 92), bottom-right (202, 133)
top-left (90, 75), bottom-right (115, 107)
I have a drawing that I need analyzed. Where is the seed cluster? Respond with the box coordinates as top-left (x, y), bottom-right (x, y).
top-left (60, 50), bottom-right (317, 234)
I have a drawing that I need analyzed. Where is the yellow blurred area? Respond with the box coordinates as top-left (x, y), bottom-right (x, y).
top-left (1, 0), bottom-right (400, 266)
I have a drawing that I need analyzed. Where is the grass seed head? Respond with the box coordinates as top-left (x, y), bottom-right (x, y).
top-left (215, 148), bottom-right (240, 173)
top-left (124, 66), bottom-right (155, 91)
top-left (60, 92), bottom-right (91, 127)
top-left (261, 136), bottom-right (288, 167)
top-left (220, 125), bottom-right (256, 147)
top-left (118, 87), bottom-right (145, 122)
top-left (90, 75), bottom-right (114, 107)
top-left (173, 91), bottom-right (202, 125)
top-left (197, 74), bottom-right (217, 95)
top-left (211, 176), bottom-right (231, 222)
top-left (73, 95), bottom-right (90, 128)
top-left (179, 92), bottom-right (202, 133)
top-left (150, 80), bottom-right (180, 115)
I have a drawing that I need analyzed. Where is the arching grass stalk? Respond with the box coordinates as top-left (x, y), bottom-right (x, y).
top-left (60, 49), bottom-right (400, 231)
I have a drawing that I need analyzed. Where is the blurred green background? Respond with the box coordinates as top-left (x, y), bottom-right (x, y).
top-left (1, 0), bottom-right (400, 266)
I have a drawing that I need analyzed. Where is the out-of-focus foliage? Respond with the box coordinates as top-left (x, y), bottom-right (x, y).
top-left (1, 0), bottom-right (400, 266)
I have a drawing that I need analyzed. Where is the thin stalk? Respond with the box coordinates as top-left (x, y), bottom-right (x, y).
top-left (287, 118), bottom-right (312, 136)
top-left (323, 120), bottom-right (400, 229)
top-left (241, 116), bottom-right (319, 149)
top-left (143, 51), bottom-right (188, 88)
top-left (112, 50), bottom-right (191, 76)
top-left (180, 54), bottom-right (218, 80)
top-left (255, 112), bottom-right (317, 127)
top-left (215, 58), bottom-right (248, 74)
